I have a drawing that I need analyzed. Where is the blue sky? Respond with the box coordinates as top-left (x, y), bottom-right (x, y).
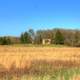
top-left (0, 0), bottom-right (80, 36)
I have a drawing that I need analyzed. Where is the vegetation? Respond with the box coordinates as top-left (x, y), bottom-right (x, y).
top-left (0, 60), bottom-right (80, 80)
top-left (0, 37), bottom-right (11, 45)
top-left (20, 32), bottom-right (32, 44)
top-left (54, 30), bottom-right (64, 44)
top-left (0, 29), bottom-right (80, 80)
top-left (0, 28), bottom-right (80, 47)
top-left (0, 46), bottom-right (79, 79)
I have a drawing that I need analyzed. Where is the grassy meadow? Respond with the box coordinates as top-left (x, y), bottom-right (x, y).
top-left (0, 45), bottom-right (80, 80)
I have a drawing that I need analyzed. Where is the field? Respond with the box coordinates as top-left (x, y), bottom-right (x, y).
top-left (0, 45), bottom-right (80, 80)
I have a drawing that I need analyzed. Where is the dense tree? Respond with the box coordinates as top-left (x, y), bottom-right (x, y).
top-left (0, 28), bottom-right (80, 47)
top-left (20, 32), bottom-right (32, 44)
top-left (20, 33), bottom-right (24, 43)
top-left (0, 37), bottom-right (11, 45)
top-left (0, 37), bottom-right (3, 44)
top-left (54, 30), bottom-right (64, 44)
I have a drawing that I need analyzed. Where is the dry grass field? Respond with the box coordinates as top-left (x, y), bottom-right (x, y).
top-left (0, 45), bottom-right (80, 80)
top-left (0, 46), bottom-right (80, 68)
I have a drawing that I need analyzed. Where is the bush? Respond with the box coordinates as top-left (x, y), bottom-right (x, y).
top-left (0, 37), bottom-right (11, 45)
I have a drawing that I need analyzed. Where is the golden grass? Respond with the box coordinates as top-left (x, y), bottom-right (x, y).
top-left (0, 46), bottom-right (80, 80)
top-left (0, 46), bottom-right (80, 69)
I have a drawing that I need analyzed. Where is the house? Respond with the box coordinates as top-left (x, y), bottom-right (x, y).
top-left (42, 38), bottom-right (51, 45)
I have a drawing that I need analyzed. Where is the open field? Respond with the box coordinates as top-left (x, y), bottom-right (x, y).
top-left (0, 46), bottom-right (80, 68)
top-left (0, 46), bottom-right (80, 80)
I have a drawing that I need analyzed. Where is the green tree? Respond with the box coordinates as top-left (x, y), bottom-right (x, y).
top-left (0, 37), bottom-right (3, 44)
top-left (0, 37), bottom-right (11, 45)
top-left (54, 30), bottom-right (64, 44)
top-left (20, 33), bottom-right (24, 43)
top-left (20, 32), bottom-right (32, 44)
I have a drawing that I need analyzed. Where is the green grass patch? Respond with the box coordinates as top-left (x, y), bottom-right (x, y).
top-left (12, 44), bottom-right (67, 48)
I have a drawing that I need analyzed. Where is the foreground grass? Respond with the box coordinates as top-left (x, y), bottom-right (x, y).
top-left (0, 60), bottom-right (80, 80)
top-left (1, 68), bottom-right (80, 80)
top-left (0, 46), bottom-right (80, 80)
top-left (21, 68), bottom-right (80, 80)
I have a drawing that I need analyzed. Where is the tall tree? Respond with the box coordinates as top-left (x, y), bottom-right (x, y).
top-left (54, 30), bottom-right (64, 44)
top-left (20, 33), bottom-right (24, 43)
top-left (20, 32), bottom-right (32, 44)
top-left (28, 29), bottom-right (35, 43)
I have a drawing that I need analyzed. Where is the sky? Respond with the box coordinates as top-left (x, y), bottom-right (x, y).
top-left (0, 0), bottom-right (80, 36)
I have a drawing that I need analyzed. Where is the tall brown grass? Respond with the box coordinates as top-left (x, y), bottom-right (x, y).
top-left (0, 46), bottom-right (80, 79)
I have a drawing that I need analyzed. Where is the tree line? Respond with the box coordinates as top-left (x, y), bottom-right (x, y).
top-left (0, 28), bottom-right (80, 47)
